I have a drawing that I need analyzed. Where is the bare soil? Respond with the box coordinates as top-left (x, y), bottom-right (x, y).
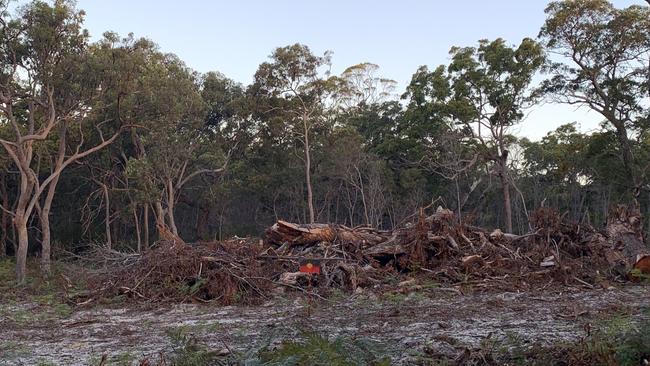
top-left (2, 284), bottom-right (649, 365)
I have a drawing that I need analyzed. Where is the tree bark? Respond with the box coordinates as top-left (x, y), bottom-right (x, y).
top-left (499, 152), bottom-right (513, 233)
top-left (14, 171), bottom-right (34, 284)
top-left (39, 204), bottom-right (52, 275)
top-left (303, 113), bottom-right (315, 224)
top-left (133, 204), bottom-right (141, 252)
top-left (154, 200), bottom-right (166, 238)
top-left (266, 220), bottom-right (390, 247)
top-left (143, 204), bottom-right (149, 250)
top-left (102, 183), bottom-right (112, 249)
top-left (0, 173), bottom-right (7, 258)
top-left (454, 177), bottom-right (462, 224)
top-left (166, 178), bottom-right (179, 235)
top-left (613, 123), bottom-right (637, 191)
top-left (40, 124), bottom-right (66, 275)
top-left (39, 173), bottom-right (60, 275)
top-left (14, 214), bottom-right (29, 283)
top-left (196, 204), bottom-right (210, 241)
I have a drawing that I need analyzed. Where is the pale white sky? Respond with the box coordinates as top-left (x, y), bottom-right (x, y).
top-left (74, 0), bottom-right (645, 140)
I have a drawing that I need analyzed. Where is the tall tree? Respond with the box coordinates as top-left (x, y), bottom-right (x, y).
top-left (448, 38), bottom-right (544, 232)
top-left (540, 0), bottom-right (650, 195)
top-left (250, 44), bottom-right (336, 223)
top-left (403, 39), bottom-right (544, 232)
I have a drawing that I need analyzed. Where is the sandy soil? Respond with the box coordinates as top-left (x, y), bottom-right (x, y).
top-left (2, 285), bottom-right (649, 365)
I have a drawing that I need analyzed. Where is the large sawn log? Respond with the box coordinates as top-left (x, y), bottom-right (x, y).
top-left (605, 205), bottom-right (650, 275)
top-left (265, 220), bottom-right (389, 247)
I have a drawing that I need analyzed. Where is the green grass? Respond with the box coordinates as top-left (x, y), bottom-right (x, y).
top-left (257, 333), bottom-right (390, 366)
top-left (165, 326), bottom-right (220, 366)
top-left (0, 258), bottom-right (78, 325)
top-left (492, 309), bottom-right (650, 366)
top-left (155, 327), bottom-right (390, 366)
top-left (0, 340), bottom-right (32, 361)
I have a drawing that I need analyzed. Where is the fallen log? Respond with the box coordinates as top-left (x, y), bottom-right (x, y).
top-left (363, 235), bottom-right (404, 257)
top-left (606, 204), bottom-right (650, 275)
top-left (265, 220), bottom-right (390, 247)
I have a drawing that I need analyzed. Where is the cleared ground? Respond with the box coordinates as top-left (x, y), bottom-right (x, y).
top-left (2, 285), bottom-right (649, 365)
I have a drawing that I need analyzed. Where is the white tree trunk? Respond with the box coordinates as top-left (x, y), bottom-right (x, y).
top-left (133, 204), bottom-right (141, 252)
top-left (102, 184), bottom-right (112, 249)
top-left (166, 178), bottom-right (178, 235)
top-left (303, 115), bottom-right (315, 224)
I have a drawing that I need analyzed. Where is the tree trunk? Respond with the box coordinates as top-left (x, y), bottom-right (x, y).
top-left (39, 174), bottom-right (60, 276)
top-left (613, 124), bottom-right (637, 191)
top-left (196, 204), bottom-right (210, 241)
top-left (40, 206), bottom-right (52, 275)
top-left (143, 204), bottom-right (149, 250)
top-left (303, 114), bottom-right (315, 224)
top-left (102, 184), bottom-right (112, 249)
top-left (0, 174), bottom-right (7, 258)
top-left (166, 179), bottom-right (179, 235)
top-left (133, 204), bottom-right (141, 252)
top-left (499, 155), bottom-right (513, 233)
top-left (40, 124), bottom-right (66, 275)
top-left (14, 172), bottom-right (34, 284)
top-left (15, 214), bottom-right (28, 283)
top-left (266, 220), bottom-right (389, 247)
top-left (154, 200), bottom-right (166, 239)
top-left (454, 177), bottom-right (462, 224)
top-left (502, 178), bottom-right (513, 233)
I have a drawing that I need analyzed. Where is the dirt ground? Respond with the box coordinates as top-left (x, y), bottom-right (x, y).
top-left (2, 284), bottom-right (649, 365)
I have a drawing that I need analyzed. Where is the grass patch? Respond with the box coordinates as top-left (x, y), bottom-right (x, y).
top-left (257, 333), bottom-right (390, 366)
top-left (154, 328), bottom-right (390, 366)
top-left (408, 309), bottom-right (650, 366)
top-left (0, 258), bottom-right (81, 325)
top-left (0, 340), bottom-right (32, 361)
top-left (165, 326), bottom-right (220, 366)
top-left (493, 309), bottom-right (650, 366)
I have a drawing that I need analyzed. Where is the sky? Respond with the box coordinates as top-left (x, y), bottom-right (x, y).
top-left (74, 0), bottom-right (646, 140)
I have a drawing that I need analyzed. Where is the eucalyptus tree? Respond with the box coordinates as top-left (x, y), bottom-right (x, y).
top-left (337, 62), bottom-right (397, 109)
top-left (0, 0), bottom-right (129, 281)
top-left (402, 38), bottom-right (544, 233)
top-left (540, 0), bottom-right (650, 195)
top-left (250, 44), bottom-right (337, 223)
top-left (448, 38), bottom-right (544, 233)
top-left (125, 52), bottom-right (229, 239)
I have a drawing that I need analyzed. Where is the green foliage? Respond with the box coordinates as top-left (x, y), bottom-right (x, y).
top-left (490, 310), bottom-right (650, 366)
top-left (257, 333), bottom-right (390, 366)
top-left (630, 268), bottom-right (650, 282)
top-left (165, 326), bottom-right (219, 366)
top-left (1, 0), bottom-right (650, 256)
top-left (539, 0), bottom-right (650, 191)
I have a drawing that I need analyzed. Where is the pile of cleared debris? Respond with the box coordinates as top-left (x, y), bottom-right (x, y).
top-left (82, 239), bottom-right (278, 305)
top-left (83, 204), bottom-right (650, 305)
top-left (266, 205), bottom-right (650, 291)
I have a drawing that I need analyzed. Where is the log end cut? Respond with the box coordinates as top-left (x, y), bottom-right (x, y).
top-left (633, 254), bottom-right (650, 275)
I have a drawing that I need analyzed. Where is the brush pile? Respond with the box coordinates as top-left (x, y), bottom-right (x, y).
top-left (84, 239), bottom-right (277, 305)
top-left (83, 204), bottom-right (649, 305)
